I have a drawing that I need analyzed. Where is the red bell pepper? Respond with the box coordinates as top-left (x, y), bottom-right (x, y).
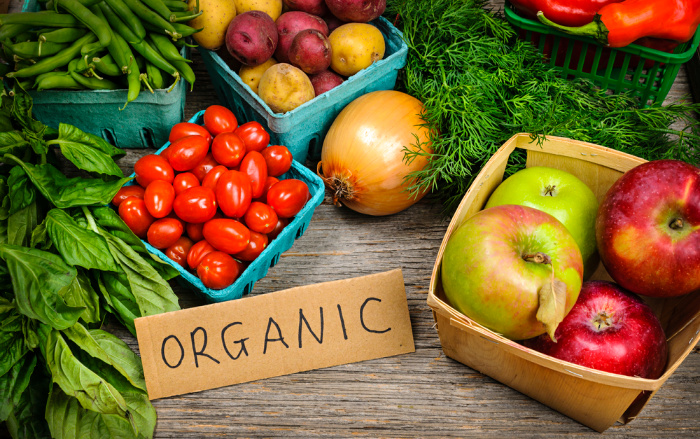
top-left (509, 0), bottom-right (624, 27)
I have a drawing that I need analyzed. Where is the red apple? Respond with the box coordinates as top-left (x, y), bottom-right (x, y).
top-left (596, 159), bottom-right (700, 297)
top-left (441, 205), bottom-right (584, 341)
top-left (523, 281), bottom-right (668, 379)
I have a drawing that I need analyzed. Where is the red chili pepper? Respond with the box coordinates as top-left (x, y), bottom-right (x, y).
top-left (537, 0), bottom-right (700, 47)
top-left (509, 0), bottom-right (624, 27)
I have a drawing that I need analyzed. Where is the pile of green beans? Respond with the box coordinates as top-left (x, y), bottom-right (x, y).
top-left (0, 0), bottom-right (201, 108)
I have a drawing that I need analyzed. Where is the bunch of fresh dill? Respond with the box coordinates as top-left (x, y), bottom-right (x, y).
top-left (387, 0), bottom-right (700, 213)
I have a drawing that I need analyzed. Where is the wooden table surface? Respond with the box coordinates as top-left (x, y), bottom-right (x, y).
top-left (46, 2), bottom-right (700, 438)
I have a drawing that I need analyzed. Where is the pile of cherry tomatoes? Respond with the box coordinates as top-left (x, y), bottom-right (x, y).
top-left (112, 105), bottom-right (311, 290)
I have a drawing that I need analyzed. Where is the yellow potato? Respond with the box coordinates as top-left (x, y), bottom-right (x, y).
top-left (187, 0), bottom-right (237, 50)
top-left (239, 57), bottom-right (277, 94)
top-left (328, 23), bottom-right (385, 77)
top-left (258, 63), bottom-right (315, 113)
top-left (233, 0), bottom-right (283, 21)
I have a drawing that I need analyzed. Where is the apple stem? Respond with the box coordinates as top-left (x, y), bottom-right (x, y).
top-left (669, 218), bottom-right (684, 230)
top-left (593, 311), bottom-right (613, 330)
top-left (523, 252), bottom-right (552, 265)
top-left (544, 185), bottom-right (556, 196)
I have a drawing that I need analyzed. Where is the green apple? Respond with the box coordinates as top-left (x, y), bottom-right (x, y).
top-left (485, 166), bottom-right (599, 278)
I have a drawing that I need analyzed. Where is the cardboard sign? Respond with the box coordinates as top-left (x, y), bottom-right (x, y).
top-left (135, 269), bottom-right (415, 399)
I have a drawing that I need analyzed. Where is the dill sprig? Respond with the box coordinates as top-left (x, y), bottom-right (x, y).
top-left (388, 0), bottom-right (700, 213)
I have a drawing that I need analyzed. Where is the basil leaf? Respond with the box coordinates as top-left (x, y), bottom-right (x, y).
top-left (63, 324), bottom-right (146, 392)
top-left (0, 244), bottom-right (83, 330)
top-left (0, 177), bottom-right (9, 221)
top-left (38, 324), bottom-right (128, 418)
top-left (62, 270), bottom-right (101, 325)
top-left (50, 124), bottom-right (124, 177)
top-left (92, 207), bottom-right (180, 281)
top-left (29, 218), bottom-right (50, 250)
top-left (97, 272), bottom-right (140, 336)
top-left (0, 309), bottom-right (28, 377)
top-left (7, 166), bottom-right (35, 215)
top-left (101, 232), bottom-right (180, 318)
top-left (10, 91), bottom-right (46, 140)
top-left (4, 358), bottom-right (50, 439)
top-left (0, 353), bottom-right (36, 422)
top-left (0, 131), bottom-right (30, 157)
top-left (45, 209), bottom-right (118, 271)
top-left (7, 200), bottom-right (37, 247)
top-left (57, 124), bottom-right (125, 158)
top-left (10, 160), bottom-right (131, 208)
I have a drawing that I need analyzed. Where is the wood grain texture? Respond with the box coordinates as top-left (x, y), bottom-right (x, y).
top-left (19, 0), bottom-right (700, 436)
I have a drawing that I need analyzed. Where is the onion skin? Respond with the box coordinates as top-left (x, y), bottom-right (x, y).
top-left (317, 90), bottom-right (433, 215)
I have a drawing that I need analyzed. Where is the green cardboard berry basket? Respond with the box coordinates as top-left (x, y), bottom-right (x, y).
top-left (199, 16), bottom-right (408, 163)
top-left (504, 0), bottom-right (700, 107)
top-left (19, 0), bottom-right (186, 149)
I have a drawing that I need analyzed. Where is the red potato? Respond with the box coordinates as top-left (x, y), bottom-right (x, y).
top-left (225, 11), bottom-right (279, 67)
top-left (309, 69), bottom-right (344, 95)
top-left (282, 0), bottom-right (328, 16)
top-left (325, 0), bottom-right (386, 22)
top-left (274, 11), bottom-right (329, 63)
top-left (288, 29), bottom-right (332, 74)
top-left (323, 13), bottom-right (346, 32)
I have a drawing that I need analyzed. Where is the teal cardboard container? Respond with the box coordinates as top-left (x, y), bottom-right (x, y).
top-left (21, 0), bottom-right (187, 149)
top-left (199, 16), bottom-right (408, 163)
top-left (123, 111), bottom-right (325, 303)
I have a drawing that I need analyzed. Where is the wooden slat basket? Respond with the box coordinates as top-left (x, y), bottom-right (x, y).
top-left (427, 133), bottom-right (700, 432)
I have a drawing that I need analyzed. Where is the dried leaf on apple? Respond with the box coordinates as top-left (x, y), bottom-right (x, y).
top-left (537, 277), bottom-right (568, 342)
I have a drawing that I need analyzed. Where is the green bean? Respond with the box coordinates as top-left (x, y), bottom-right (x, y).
top-left (90, 2), bottom-right (129, 74)
top-left (76, 0), bottom-right (106, 7)
top-left (36, 72), bottom-right (84, 90)
top-left (69, 70), bottom-right (119, 89)
top-left (6, 32), bottom-right (97, 78)
top-left (148, 32), bottom-right (190, 63)
top-left (93, 53), bottom-right (122, 77)
top-left (171, 58), bottom-right (193, 91)
top-left (53, 0), bottom-right (111, 53)
top-left (12, 31), bottom-right (34, 43)
top-left (0, 24), bottom-right (33, 41)
top-left (0, 11), bottom-right (82, 27)
top-left (146, 61), bottom-right (164, 90)
top-left (129, 37), bottom-right (178, 78)
top-left (38, 27), bottom-right (88, 43)
top-left (103, 0), bottom-right (146, 42)
top-left (99, 1), bottom-right (141, 44)
top-left (120, 0), bottom-right (181, 40)
top-left (142, 20), bottom-right (200, 38)
top-left (164, 0), bottom-right (188, 12)
top-left (8, 41), bottom-right (70, 59)
top-left (169, 10), bottom-right (202, 23)
top-left (141, 0), bottom-right (173, 21)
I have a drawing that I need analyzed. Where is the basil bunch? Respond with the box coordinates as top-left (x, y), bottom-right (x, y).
top-left (0, 84), bottom-right (180, 438)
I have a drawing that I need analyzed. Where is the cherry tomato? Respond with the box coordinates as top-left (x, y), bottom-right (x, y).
top-left (144, 180), bottom-right (175, 218)
top-left (173, 172), bottom-right (200, 196)
top-left (147, 217), bottom-right (184, 249)
top-left (201, 165), bottom-right (228, 190)
top-left (118, 197), bottom-right (154, 239)
top-left (187, 239), bottom-right (217, 270)
top-left (211, 132), bottom-right (246, 168)
top-left (243, 201), bottom-right (278, 234)
top-left (191, 153), bottom-right (219, 182)
top-left (167, 135), bottom-right (210, 172)
top-left (234, 121), bottom-right (270, 153)
top-left (261, 145), bottom-right (293, 177)
top-left (197, 251), bottom-right (242, 289)
top-left (112, 185), bottom-right (145, 207)
top-left (185, 221), bottom-right (205, 242)
top-left (173, 186), bottom-right (218, 223)
top-left (233, 231), bottom-right (268, 262)
top-left (134, 154), bottom-right (174, 187)
top-left (165, 236), bottom-right (194, 268)
top-left (203, 218), bottom-right (251, 254)
top-left (239, 150), bottom-right (268, 199)
top-left (169, 122), bottom-right (213, 144)
top-left (266, 179), bottom-right (309, 218)
top-left (203, 105), bottom-right (237, 136)
top-left (257, 176), bottom-right (279, 202)
top-left (215, 170), bottom-right (252, 218)
top-left (268, 217), bottom-right (290, 240)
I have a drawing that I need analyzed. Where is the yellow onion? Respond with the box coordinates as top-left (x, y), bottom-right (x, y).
top-left (317, 90), bottom-right (433, 216)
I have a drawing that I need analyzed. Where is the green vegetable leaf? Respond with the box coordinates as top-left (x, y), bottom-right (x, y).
top-left (45, 208), bottom-right (118, 271)
top-left (0, 177), bottom-right (9, 221)
top-left (38, 324), bottom-right (129, 418)
top-left (0, 306), bottom-right (28, 377)
top-left (7, 166), bottom-right (35, 215)
top-left (62, 270), bottom-right (101, 325)
top-left (97, 272), bottom-right (140, 336)
top-left (0, 244), bottom-right (83, 330)
top-left (49, 124), bottom-right (125, 177)
top-left (537, 277), bottom-right (568, 342)
top-left (3, 357), bottom-right (51, 439)
top-left (7, 200), bottom-right (38, 247)
top-left (0, 131), bottom-right (30, 157)
top-left (0, 353), bottom-right (36, 422)
top-left (6, 158), bottom-right (131, 208)
top-left (63, 324), bottom-right (146, 392)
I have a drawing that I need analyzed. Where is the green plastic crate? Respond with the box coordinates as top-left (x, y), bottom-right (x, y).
top-left (504, 1), bottom-right (700, 107)
top-left (20, 0), bottom-right (186, 148)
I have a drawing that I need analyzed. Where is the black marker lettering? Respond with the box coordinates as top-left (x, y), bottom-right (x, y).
top-left (221, 322), bottom-right (249, 360)
top-left (161, 335), bottom-right (184, 369)
top-left (298, 307), bottom-right (324, 348)
top-left (263, 317), bottom-right (289, 354)
top-left (190, 327), bottom-right (220, 367)
top-left (337, 304), bottom-right (348, 340)
top-left (360, 297), bottom-right (391, 334)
